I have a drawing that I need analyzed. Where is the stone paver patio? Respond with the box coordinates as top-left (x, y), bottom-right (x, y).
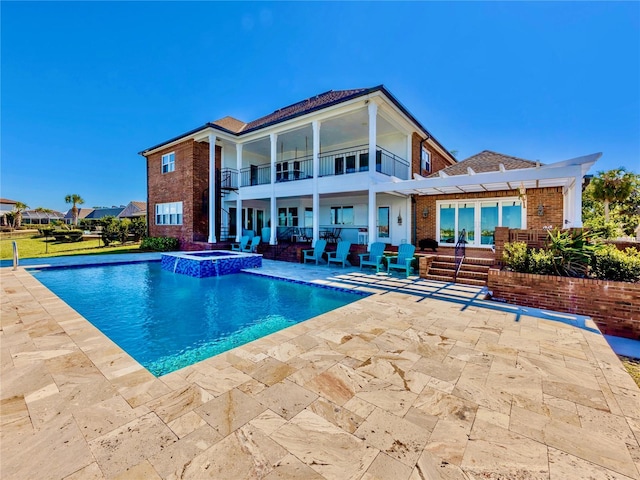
top-left (1, 258), bottom-right (639, 479)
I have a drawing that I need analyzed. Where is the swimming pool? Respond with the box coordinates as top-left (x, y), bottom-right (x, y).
top-left (32, 262), bottom-right (365, 376)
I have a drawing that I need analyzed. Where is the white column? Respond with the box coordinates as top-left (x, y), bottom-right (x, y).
top-left (235, 144), bottom-right (243, 241)
top-left (368, 189), bottom-right (376, 248)
top-left (405, 196), bottom-right (412, 245)
top-left (208, 134), bottom-right (217, 243)
top-left (312, 120), bottom-right (320, 246)
top-left (406, 134), bottom-right (413, 173)
top-left (368, 102), bottom-right (378, 247)
top-left (368, 102), bottom-right (378, 179)
top-left (573, 173), bottom-right (583, 228)
top-left (270, 133), bottom-right (277, 245)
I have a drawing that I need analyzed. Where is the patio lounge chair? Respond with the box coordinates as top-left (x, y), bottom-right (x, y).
top-left (387, 243), bottom-right (416, 277)
top-left (242, 235), bottom-right (261, 253)
top-left (231, 235), bottom-right (250, 251)
top-left (327, 241), bottom-right (352, 267)
top-left (358, 242), bottom-right (386, 272)
top-left (302, 239), bottom-right (327, 265)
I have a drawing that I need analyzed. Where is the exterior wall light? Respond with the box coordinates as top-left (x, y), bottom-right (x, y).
top-left (537, 204), bottom-right (544, 216)
top-left (397, 210), bottom-right (403, 226)
top-left (422, 207), bottom-right (429, 218)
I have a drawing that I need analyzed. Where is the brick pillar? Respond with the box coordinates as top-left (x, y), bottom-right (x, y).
top-left (494, 227), bottom-right (509, 266)
top-left (419, 254), bottom-right (437, 278)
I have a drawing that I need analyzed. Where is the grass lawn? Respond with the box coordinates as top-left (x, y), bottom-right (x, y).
top-left (0, 235), bottom-right (143, 260)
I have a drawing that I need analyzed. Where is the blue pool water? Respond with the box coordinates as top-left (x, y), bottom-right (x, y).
top-left (33, 262), bottom-right (364, 376)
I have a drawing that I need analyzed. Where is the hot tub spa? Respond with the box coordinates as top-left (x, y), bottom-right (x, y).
top-left (160, 250), bottom-right (262, 278)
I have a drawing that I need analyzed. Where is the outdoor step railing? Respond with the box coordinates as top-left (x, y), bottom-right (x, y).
top-left (454, 229), bottom-right (466, 280)
top-left (220, 168), bottom-right (238, 190)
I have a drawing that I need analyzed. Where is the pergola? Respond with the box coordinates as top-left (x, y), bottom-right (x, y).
top-left (372, 152), bottom-right (601, 228)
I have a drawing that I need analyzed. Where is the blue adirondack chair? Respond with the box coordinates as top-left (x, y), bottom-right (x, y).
top-left (242, 235), bottom-right (261, 253)
top-left (358, 242), bottom-right (386, 272)
top-left (387, 243), bottom-right (416, 277)
top-left (327, 241), bottom-right (352, 267)
top-left (231, 235), bottom-right (250, 252)
top-left (302, 239), bottom-right (327, 265)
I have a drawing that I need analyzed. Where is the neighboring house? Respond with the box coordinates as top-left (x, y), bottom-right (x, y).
top-left (0, 198), bottom-right (18, 226)
top-left (117, 201), bottom-right (147, 220)
top-left (84, 206), bottom-right (126, 222)
top-left (139, 85), bottom-right (599, 251)
top-left (21, 210), bottom-right (66, 225)
top-left (64, 208), bottom-right (94, 225)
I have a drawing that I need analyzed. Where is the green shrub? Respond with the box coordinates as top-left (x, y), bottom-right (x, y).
top-left (129, 217), bottom-right (146, 242)
top-left (544, 228), bottom-right (595, 278)
top-left (140, 236), bottom-right (179, 252)
top-left (591, 245), bottom-right (640, 282)
top-left (52, 229), bottom-right (84, 243)
top-left (502, 241), bottom-right (529, 272)
top-left (528, 248), bottom-right (556, 275)
top-left (99, 216), bottom-right (120, 246)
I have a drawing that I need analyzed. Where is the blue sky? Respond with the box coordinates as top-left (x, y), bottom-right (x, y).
top-left (2, 1), bottom-right (639, 212)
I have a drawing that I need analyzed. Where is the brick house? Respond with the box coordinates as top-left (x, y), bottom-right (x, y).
top-left (139, 85), bottom-right (599, 253)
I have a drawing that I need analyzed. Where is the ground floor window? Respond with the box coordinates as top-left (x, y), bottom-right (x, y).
top-left (278, 207), bottom-right (298, 227)
top-left (330, 206), bottom-right (354, 225)
top-left (437, 198), bottom-right (523, 246)
top-left (155, 202), bottom-right (183, 225)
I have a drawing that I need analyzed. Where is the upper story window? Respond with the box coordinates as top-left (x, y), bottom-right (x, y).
top-left (162, 152), bottom-right (175, 174)
top-left (155, 202), bottom-right (182, 225)
top-left (421, 149), bottom-right (431, 173)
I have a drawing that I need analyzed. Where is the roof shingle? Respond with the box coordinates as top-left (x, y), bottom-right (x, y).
top-left (240, 89), bottom-right (369, 132)
top-left (428, 150), bottom-right (540, 177)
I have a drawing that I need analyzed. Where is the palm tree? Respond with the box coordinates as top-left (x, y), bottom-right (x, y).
top-left (590, 168), bottom-right (635, 222)
top-left (65, 194), bottom-right (85, 226)
top-left (13, 201), bottom-right (28, 229)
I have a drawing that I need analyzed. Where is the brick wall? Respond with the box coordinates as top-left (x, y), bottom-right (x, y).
top-left (488, 269), bottom-right (640, 340)
top-left (414, 187), bottom-right (565, 242)
top-left (146, 139), bottom-right (219, 246)
top-left (147, 139), bottom-right (194, 244)
top-left (411, 133), bottom-right (451, 177)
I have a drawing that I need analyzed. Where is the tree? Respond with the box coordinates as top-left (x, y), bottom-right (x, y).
top-left (12, 201), bottom-right (28, 229)
top-left (590, 168), bottom-right (635, 223)
top-left (65, 194), bottom-right (85, 226)
top-left (583, 168), bottom-right (640, 238)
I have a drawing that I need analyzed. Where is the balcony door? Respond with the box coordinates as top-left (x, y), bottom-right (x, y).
top-left (377, 206), bottom-right (390, 239)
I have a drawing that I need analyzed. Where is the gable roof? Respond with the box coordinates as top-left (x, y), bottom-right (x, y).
top-left (118, 201), bottom-right (147, 218)
top-left (64, 208), bottom-right (94, 219)
top-left (211, 116), bottom-right (246, 133)
top-left (428, 150), bottom-right (540, 177)
top-left (0, 198), bottom-right (18, 205)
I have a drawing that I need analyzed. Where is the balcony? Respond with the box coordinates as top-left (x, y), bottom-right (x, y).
top-left (237, 145), bottom-right (410, 188)
top-left (220, 168), bottom-right (238, 190)
top-left (319, 145), bottom-right (409, 180)
top-left (240, 164), bottom-right (271, 187)
top-left (275, 155), bottom-right (313, 183)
